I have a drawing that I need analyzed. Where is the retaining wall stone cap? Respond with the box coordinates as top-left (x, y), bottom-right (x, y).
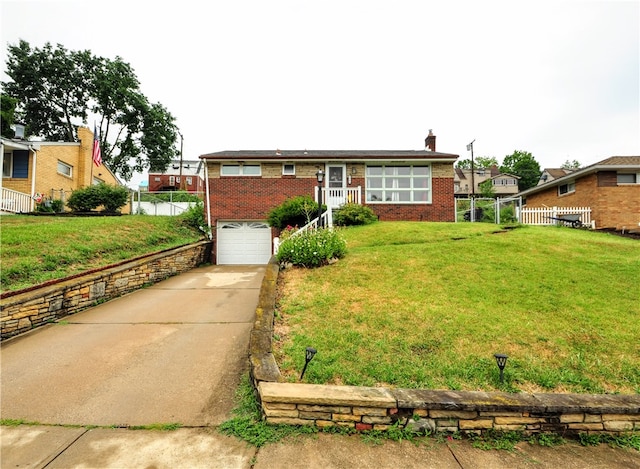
top-left (259, 382), bottom-right (396, 407)
top-left (392, 389), bottom-right (542, 412)
top-left (531, 393), bottom-right (640, 414)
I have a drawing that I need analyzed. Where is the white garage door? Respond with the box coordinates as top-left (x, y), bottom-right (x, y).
top-left (217, 221), bottom-right (272, 265)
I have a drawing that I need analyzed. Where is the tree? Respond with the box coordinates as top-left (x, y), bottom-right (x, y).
top-left (1, 94), bottom-right (18, 138)
top-left (2, 40), bottom-right (179, 181)
top-left (500, 150), bottom-right (541, 191)
top-left (561, 159), bottom-right (581, 170)
top-left (456, 156), bottom-right (499, 169)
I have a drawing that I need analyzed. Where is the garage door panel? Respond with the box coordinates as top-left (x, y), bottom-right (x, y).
top-left (217, 221), bottom-right (272, 265)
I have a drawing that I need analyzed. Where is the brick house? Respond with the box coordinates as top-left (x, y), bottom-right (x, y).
top-left (147, 159), bottom-right (204, 193)
top-left (516, 156), bottom-right (640, 230)
top-left (454, 166), bottom-right (520, 197)
top-left (199, 132), bottom-right (459, 264)
top-left (1, 126), bottom-right (122, 213)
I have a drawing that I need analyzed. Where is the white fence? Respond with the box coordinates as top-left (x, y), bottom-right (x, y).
top-left (1, 188), bottom-right (34, 213)
top-left (131, 191), bottom-right (204, 216)
top-left (520, 206), bottom-right (592, 227)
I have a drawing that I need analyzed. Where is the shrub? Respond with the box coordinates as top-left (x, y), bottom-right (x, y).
top-left (267, 195), bottom-right (323, 230)
top-left (276, 228), bottom-right (346, 268)
top-left (178, 202), bottom-right (210, 237)
top-left (66, 183), bottom-right (129, 212)
top-left (334, 203), bottom-right (378, 226)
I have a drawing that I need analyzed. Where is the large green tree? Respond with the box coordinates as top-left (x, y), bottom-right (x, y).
top-left (456, 156), bottom-right (499, 170)
top-left (500, 150), bottom-right (541, 191)
top-left (1, 94), bottom-right (18, 138)
top-left (3, 40), bottom-right (179, 180)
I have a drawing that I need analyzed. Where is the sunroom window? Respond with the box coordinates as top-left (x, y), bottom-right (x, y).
top-left (365, 165), bottom-right (431, 203)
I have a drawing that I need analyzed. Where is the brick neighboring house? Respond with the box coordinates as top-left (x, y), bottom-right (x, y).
top-left (454, 165), bottom-right (520, 197)
top-left (199, 132), bottom-right (459, 264)
top-left (516, 156), bottom-right (640, 230)
top-left (1, 126), bottom-right (122, 213)
top-left (147, 159), bottom-right (204, 193)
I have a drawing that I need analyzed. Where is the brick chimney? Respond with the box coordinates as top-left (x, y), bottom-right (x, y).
top-left (425, 129), bottom-right (436, 151)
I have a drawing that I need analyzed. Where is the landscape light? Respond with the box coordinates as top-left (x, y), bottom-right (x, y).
top-left (494, 353), bottom-right (508, 383)
top-left (299, 346), bottom-right (317, 380)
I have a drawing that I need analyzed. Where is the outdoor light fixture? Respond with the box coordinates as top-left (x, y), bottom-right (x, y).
top-left (316, 170), bottom-right (324, 228)
top-left (494, 353), bottom-right (508, 383)
top-left (300, 347), bottom-right (317, 380)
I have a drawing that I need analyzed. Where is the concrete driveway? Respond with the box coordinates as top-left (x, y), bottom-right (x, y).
top-left (1, 265), bottom-right (265, 427)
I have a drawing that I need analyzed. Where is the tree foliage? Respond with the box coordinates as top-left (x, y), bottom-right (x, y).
top-left (1, 94), bottom-right (18, 138)
top-left (456, 156), bottom-right (499, 170)
top-left (2, 40), bottom-right (179, 181)
top-left (561, 159), bottom-right (581, 170)
top-left (500, 150), bottom-right (541, 191)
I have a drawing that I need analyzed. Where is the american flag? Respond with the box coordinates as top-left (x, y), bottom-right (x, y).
top-left (92, 125), bottom-right (102, 167)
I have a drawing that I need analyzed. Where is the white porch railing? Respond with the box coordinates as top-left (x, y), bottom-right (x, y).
top-left (272, 206), bottom-right (334, 254)
top-left (316, 186), bottom-right (361, 209)
top-left (520, 206), bottom-right (592, 226)
top-left (1, 188), bottom-right (33, 213)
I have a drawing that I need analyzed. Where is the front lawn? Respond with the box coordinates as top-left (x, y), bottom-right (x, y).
top-left (274, 223), bottom-right (639, 394)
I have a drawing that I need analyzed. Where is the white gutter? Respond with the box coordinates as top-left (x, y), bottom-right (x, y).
top-left (204, 161), bottom-right (212, 239)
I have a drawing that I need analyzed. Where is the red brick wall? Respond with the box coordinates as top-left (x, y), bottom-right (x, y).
top-left (525, 173), bottom-right (640, 229)
top-left (207, 173), bottom-right (455, 223)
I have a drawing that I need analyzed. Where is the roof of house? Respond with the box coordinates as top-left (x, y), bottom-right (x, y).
top-left (199, 149), bottom-right (459, 162)
top-left (518, 156), bottom-right (640, 197)
top-left (543, 168), bottom-right (574, 178)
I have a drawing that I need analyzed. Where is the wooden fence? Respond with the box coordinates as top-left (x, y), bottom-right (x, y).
top-left (520, 206), bottom-right (592, 226)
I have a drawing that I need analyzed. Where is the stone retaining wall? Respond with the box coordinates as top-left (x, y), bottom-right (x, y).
top-left (1, 240), bottom-right (212, 341)
top-left (250, 260), bottom-right (640, 436)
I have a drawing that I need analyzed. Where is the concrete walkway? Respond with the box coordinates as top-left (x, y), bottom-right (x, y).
top-left (2, 265), bottom-right (639, 468)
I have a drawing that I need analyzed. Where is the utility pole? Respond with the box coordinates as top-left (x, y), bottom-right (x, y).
top-left (467, 140), bottom-right (476, 221)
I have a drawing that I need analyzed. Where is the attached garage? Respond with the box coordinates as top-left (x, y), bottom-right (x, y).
top-left (216, 221), bottom-right (273, 265)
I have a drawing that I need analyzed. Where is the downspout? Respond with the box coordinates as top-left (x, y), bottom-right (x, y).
top-left (29, 145), bottom-right (38, 212)
top-left (204, 161), bottom-right (212, 239)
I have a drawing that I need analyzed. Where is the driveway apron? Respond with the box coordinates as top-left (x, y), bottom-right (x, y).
top-left (0, 265), bottom-right (265, 428)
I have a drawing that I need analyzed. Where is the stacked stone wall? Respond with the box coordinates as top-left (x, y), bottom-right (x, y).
top-left (1, 240), bottom-right (212, 340)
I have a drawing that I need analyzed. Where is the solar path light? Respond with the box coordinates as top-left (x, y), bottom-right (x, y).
top-left (300, 347), bottom-right (317, 380)
top-left (494, 353), bottom-right (508, 383)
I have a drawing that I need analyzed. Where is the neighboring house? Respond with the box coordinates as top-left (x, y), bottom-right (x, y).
top-left (1, 126), bottom-right (122, 213)
top-left (454, 165), bottom-right (520, 197)
top-left (537, 168), bottom-right (575, 186)
top-left (147, 159), bottom-right (204, 193)
top-left (516, 156), bottom-right (640, 230)
top-left (199, 132), bottom-right (459, 265)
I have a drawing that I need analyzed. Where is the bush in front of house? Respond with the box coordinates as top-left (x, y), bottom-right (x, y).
top-left (178, 201), bottom-right (210, 237)
top-left (276, 228), bottom-right (346, 268)
top-left (267, 195), bottom-right (324, 230)
top-left (67, 183), bottom-right (129, 212)
top-left (333, 203), bottom-right (378, 226)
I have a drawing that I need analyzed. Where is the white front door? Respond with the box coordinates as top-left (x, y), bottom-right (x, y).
top-left (325, 165), bottom-right (346, 208)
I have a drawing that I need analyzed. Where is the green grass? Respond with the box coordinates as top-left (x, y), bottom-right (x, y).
top-left (275, 222), bottom-right (640, 394)
top-left (0, 215), bottom-right (203, 292)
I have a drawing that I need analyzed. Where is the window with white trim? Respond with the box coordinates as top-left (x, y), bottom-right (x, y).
top-left (558, 181), bottom-right (575, 195)
top-left (365, 165), bottom-right (431, 203)
top-left (617, 172), bottom-right (639, 184)
top-left (57, 160), bottom-right (73, 178)
top-left (221, 164), bottom-right (261, 176)
top-left (186, 176), bottom-right (193, 186)
top-left (282, 163), bottom-right (295, 175)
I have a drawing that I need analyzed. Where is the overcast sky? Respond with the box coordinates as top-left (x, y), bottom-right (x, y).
top-left (2, 0), bottom-right (639, 186)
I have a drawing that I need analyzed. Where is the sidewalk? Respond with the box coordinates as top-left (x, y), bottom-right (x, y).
top-left (2, 425), bottom-right (639, 468)
top-left (1, 265), bottom-right (638, 468)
